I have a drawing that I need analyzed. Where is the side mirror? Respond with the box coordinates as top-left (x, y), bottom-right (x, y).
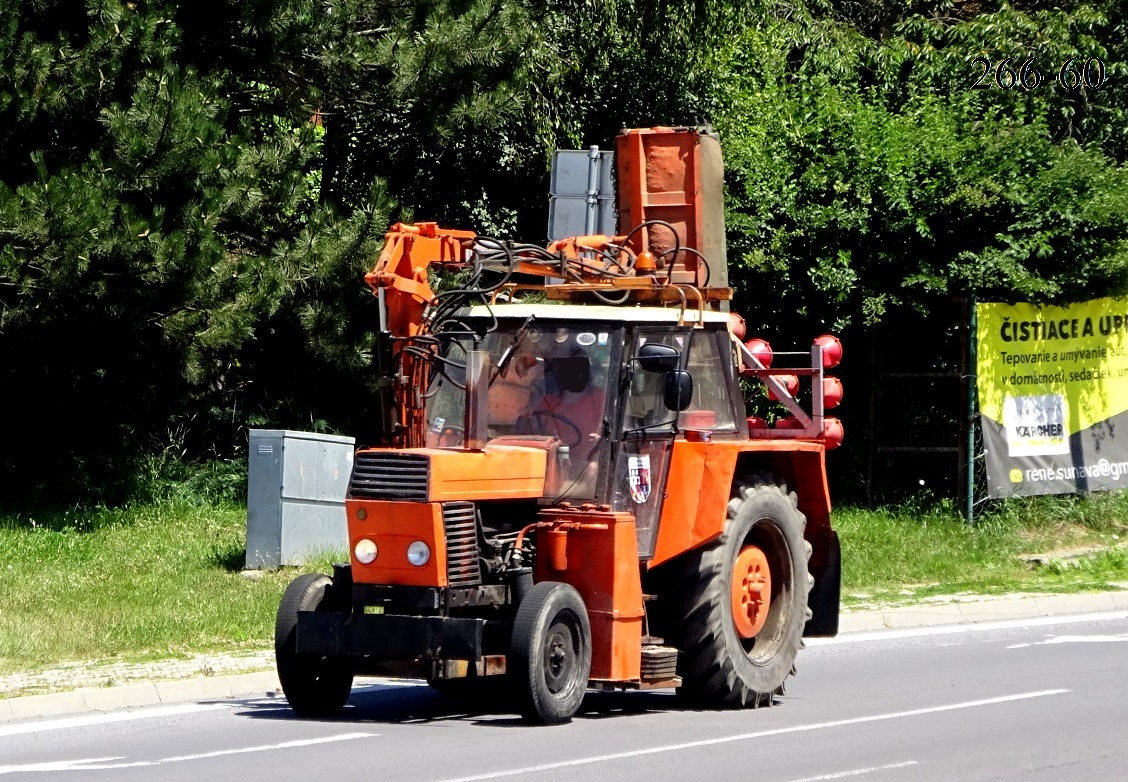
top-left (664, 370), bottom-right (693, 412)
top-left (638, 343), bottom-right (680, 373)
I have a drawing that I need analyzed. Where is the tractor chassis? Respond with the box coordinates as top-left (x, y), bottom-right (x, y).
top-left (295, 610), bottom-right (488, 662)
top-left (293, 567), bottom-right (516, 679)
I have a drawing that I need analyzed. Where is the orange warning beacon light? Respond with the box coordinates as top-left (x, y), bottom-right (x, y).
top-left (767, 374), bottom-right (799, 401)
top-left (823, 417), bottom-right (845, 449)
top-left (822, 376), bottom-right (844, 409)
top-left (814, 334), bottom-right (843, 368)
top-left (742, 338), bottom-right (773, 371)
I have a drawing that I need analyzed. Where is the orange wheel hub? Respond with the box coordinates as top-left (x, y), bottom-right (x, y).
top-left (731, 545), bottom-right (771, 639)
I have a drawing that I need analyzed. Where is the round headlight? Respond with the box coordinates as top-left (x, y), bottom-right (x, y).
top-left (354, 538), bottom-right (378, 565)
top-left (406, 540), bottom-right (431, 567)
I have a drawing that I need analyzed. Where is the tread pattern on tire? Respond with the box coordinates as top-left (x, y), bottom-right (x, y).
top-left (510, 580), bottom-right (591, 725)
top-left (674, 472), bottom-right (813, 708)
top-left (275, 573), bottom-right (354, 717)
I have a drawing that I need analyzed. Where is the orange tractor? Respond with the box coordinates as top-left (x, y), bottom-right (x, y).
top-left (275, 127), bottom-right (842, 724)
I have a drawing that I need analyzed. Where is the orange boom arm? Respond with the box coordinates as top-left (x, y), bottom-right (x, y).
top-left (364, 222), bottom-right (477, 337)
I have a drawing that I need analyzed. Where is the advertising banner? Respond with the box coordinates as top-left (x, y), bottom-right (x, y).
top-left (977, 297), bottom-right (1128, 498)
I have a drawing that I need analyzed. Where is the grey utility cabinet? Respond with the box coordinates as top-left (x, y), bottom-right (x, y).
top-left (245, 429), bottom-right (355, 569)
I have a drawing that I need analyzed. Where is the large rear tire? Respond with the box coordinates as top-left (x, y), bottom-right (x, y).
top-left (673, 473), bottom-right (812, 708)
top-left (275, 573), bottom-right (354, 717)
top-left (510, 581), bottom-right (592, 724)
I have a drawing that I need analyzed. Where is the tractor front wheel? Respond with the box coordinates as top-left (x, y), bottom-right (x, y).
top-left (275, 573), bottom-right (354, 717)
top-left (674, 473), bottom-right (812, 708)
top-left (510, 581), bottom-right (592, 724)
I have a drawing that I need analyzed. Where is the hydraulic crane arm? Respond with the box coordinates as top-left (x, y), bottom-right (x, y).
top-left (362, 222), bottom-right (648, 444)
top-left (364, 222), bottom-right (477, 338)
top-left (364, 222), bottom-right (649, 338)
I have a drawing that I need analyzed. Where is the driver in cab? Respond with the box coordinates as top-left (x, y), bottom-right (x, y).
top-left (530, 343), bottom-right (605, 496)
top-left (489, 327), bottom-right (607, 496)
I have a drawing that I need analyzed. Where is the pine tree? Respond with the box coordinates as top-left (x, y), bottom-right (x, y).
top-left (0, 0), bottom-right (388, 502)
top-left (307, 0), bottom-right (547, 236)
top-left (0, 0), bottom-right (558, 502)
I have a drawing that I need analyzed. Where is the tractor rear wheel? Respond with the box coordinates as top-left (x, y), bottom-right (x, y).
top-left (275, 573), bottom-right (354, 717)
top-left (509, 581), bottom-right (592, 724)
top-left (674, 473), bottom-right (811, 708)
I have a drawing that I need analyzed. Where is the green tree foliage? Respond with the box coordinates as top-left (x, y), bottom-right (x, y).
top-left (717, 1), bottom-right (1128, 336)
top-left (530, 0), bottom-right (755, 145)
top-left (0, 0), bottom-right (570, 503)
top-left (711, 1), bottom-right (1128, 502)
top-left (304, 0), bottom-right (758, 240)
top-left (304, 0), bottom-right (548, 237)
top-left (5, 0), bottom-right (1128, 506)
top-left (0, 1), bottom-right (385, 501)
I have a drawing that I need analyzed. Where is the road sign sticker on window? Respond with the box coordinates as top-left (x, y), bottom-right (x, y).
top-left (628, 454), bottom-right (652, 503)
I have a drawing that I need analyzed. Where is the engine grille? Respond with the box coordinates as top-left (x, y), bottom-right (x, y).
top-left (442, 501), bottom-right (481, 587)
top-left (348, 451), bottom-right (429, 500)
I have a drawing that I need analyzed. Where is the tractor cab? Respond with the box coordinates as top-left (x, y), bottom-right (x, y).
top-left (420, 304), bottom-right (742, 544)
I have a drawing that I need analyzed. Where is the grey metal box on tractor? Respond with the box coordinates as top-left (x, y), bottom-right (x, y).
top-left (547, 146), bottom-right (616, 240)
top-left (245, 429), bottom-right (355, 569)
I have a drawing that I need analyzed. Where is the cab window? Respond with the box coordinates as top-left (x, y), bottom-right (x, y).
top-left (623, 331), bottom-right (687, 433)
top-left (683, 330), bottom-right (737, 431)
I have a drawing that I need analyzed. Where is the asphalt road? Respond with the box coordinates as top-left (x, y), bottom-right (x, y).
top-left (2, 612), bottom-right (1126, 781)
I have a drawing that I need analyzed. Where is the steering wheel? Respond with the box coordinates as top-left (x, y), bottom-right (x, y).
top-left (432, 424), bottom-right (464, 448)
top-left (528, 410), bottom-right (584, 449)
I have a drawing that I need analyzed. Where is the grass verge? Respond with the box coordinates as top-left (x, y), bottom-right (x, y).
top-left (1, 490), bottom-right (1127, 681)
top-left (838, 493), bottom-right (1128, 606)
top-left (0, 499), bottom-right (340, 678)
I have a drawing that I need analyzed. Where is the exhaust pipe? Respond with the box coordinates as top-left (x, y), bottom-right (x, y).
top-left (464, 349), bottom-right (490, 451)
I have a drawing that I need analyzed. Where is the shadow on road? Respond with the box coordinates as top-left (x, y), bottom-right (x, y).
top-left (231, 680), bottom-right (681, 727)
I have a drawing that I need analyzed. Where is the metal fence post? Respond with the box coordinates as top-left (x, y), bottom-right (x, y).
top-left (966, 296), bottom-right (978, 524)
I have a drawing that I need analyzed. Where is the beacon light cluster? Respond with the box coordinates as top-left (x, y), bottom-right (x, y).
top-left (728, 315), bottom-right (844, 450)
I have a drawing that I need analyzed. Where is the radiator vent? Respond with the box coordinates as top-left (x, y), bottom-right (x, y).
top-left (348, 451), bottom-right (429, 501)
top-left (443, 502), bottom-right (481, 587)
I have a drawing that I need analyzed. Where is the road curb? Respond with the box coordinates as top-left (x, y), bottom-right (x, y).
top-left (838, 590), bottom-right (1128, 633)
top-left (0, 671), bottom-right (280, 723)
top-left (2, 591), bottom-right (1126, 723)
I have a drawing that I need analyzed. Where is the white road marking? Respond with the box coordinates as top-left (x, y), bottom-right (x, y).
top-left (0, 703), bottom-right (228, 738)
top-left (0, 733), bottom-right (376, 773)
top-left (790, 761), bottom-right (919, 781)
top-left (0, 759), bottom-right (124, 774)
top-left (1007, 633), bottom-right (1128, 648)
top-left (807, 610), bottom-right (1128, 646)
top-left (430, 689), bottom-right (1068, 782)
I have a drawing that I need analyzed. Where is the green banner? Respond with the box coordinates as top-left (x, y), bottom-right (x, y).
top-left (977, 297), bottom-right (1128, 498)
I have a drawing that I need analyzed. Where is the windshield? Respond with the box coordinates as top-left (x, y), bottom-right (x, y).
top-left (425, 320), bottom-right (616, 452)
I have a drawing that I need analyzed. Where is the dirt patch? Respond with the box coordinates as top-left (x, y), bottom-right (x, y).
top-left (1021, 541), bottom-right (1128, 566)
